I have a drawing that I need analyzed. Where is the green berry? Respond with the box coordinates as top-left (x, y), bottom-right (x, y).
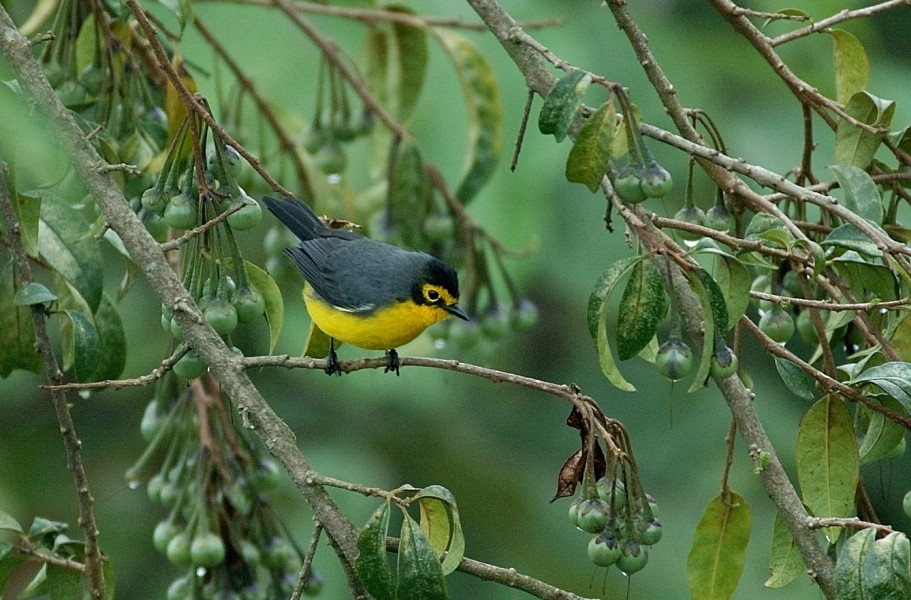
top-left (141, 187), bottom-right (166, 216)
top-left (166, 575), bottom-right (192, 600)
top-left (588, 532), bottom-right (621, 567)
top-left (638, 518), bottom-right (663, 545)
top-left (655, 338), bottom-right (694, 381)
top-left (672, 205), bottom-right (705, 241)
top-left (596, 478), bottom-right (626, 512)
top-left (173, 349), bottom-right (207, 379)
top-left (163, 192), bottom-right (198, 230)
top-left (616, 540), bottom-right (649, 575)
top-left (204, 297), bottom-right (239, 336)
top-left (576, 498), bottom-right (610, 534)
top-left (166, 531), bottom-right (192, 566)
top-left (703, 201), bottom-right (734, 232)
top-left (227, 194), bottom-right (263, 231)
top-left (640, 164), bottom-right (673, 198)
top-left (710, 345), bottom-right (738, 379)
top-left (903, 490), bottom-right (911, 518)
top-left (191, 532), bottom-right (227, 568)
top-left (614, 167), bottom-right (647, 204)
top-left (153, 520), bottom-right (181, 554)
top-left (759, 307), bottom-right (795, 344)
top-left (233, 286), bottom-right (265, 323)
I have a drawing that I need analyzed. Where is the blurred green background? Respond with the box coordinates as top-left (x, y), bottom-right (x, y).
top-left (2, 0), bottom-right (911, 598)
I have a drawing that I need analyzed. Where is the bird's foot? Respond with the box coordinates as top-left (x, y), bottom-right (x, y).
top-left (325, 345), bottom-right (343, 376)
top-left (384, 349), bottom-right (400, 376)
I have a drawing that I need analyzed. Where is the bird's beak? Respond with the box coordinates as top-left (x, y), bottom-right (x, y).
top-left (444, 303), bottom-right (470, 321)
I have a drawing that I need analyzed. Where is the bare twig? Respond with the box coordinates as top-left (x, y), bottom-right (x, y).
top-left (384, 537), bottom-right (598, 600)
top-left (770, 1), bottom-right (910, 47)
top-left (805, 516), bottom-right (893, 534)
top-left (0, 161), bottom-right (105, 598)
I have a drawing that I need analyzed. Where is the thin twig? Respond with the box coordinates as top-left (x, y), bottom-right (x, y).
top-left (805, 516), bottom-right (893, 534)
top-left (40, 344), bottom-right (189, 392)
top-left (0, 162), bottom-right (106, 598)
top-left (769, 1), bottom-right (909, 47)
top-left (384, 537), bottom-right (597, 600)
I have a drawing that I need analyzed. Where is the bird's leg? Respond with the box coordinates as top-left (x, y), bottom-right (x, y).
top-left (384, 349), bottom-right (400, 376)
top-left (325, 339), bottom-right (343, 376)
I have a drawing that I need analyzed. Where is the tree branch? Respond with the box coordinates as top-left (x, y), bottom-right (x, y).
top-left (0, 162), bottom-right (105, 597)
top-left (0, 8), bottom-right (367, 597)
top-left (464, 0), bottom-right (839, 596)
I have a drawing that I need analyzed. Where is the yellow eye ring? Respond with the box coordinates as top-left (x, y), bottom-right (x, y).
top-left (426, 289), bottom-right (440, 302)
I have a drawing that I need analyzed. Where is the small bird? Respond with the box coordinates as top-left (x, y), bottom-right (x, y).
top-left (263, 196), bottom-right (469, 375)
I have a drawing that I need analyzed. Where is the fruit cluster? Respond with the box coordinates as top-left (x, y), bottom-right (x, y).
top-left (129, 377), bottom-right (320, 599)
top-left (145, 108), bottom-right (267, 376)
top-left (569, 475), bottom-right (662, 576)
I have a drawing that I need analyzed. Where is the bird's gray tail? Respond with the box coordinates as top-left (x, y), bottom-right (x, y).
top-left (262, 196), bottom-right (325, 241)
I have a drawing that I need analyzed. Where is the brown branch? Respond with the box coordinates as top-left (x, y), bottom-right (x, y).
top-left (202, 0), bottom-right (565, 31)
top-left (123, 0), bottom-right (295, 198)
top-left (769, 1), bottom-right (910, 47)
top-left (192, 16), bottom-right (313, 199)
top-left (0, 10), bottom-right (368, 596)
top-left (40, 344), bottom-right (189, 392)
top-left (740, 317), bottom-right (911, 429)
top-left (384, 537), bottom-right (598, 600)
top-left (708, 0), bottom-right (881, 134)
top-left (0, 162), bottom-right (105, 598)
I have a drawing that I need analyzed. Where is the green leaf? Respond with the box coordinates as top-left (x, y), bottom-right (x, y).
top-left (412, 485), bottom-right (464, 576)
top-left (47, 563), bottom-right (81, 600)
top-left (834, 255), bottom-right (898, 303)
top-left (849, 361), bottom-right (911, 414)
top-left (435, 31), bottom-right (503, 205)
top-left (587, 256), bottom-right (642, 392)
top-left (686, 491), bottom-right (751, 600)
top-left (862, 531), bottom-right (911, 599)
top-left (154, 0), bottom-right (192, 33)
top-left (14, 282), bottom-right (57, 306)
top-left (389, 138), bottom-right (431, 247)
top-left (38, 195), bottom-right (103, 313)
top-left (707, 252), bottom-right (751, 331)
top-left (616, 258), bottom-right (666, 360)
top-left (0, 262), bottom-right (41, 378)
top-left (397, 514), bottom-right (448, 600)
top-left (0, 510), bottom-right (23, 533)
top-left (830, 29), bottom-right (868, 105)
top-left (90, 293), bottom-right (126, 382)
top-left (744, 213), bottom-right (794, 250)
top-left (28, 517), bottom-right (68, 541)
top-left (537, 69), bottom-right (591, 142)
top-left (102, 555), bottom-right (115, 600)
top-left (796, 395), bottom-right (859, 543)
top-left (774, 357), bottom-right (817, 400)
top-left (828, 164), bottom-right (883, 224)
top-left (857, 397), bottom-right (907, 465)
top-left (840, 529), bottom-right (911, 599)
top-left (0, 544), bottom-right (26, 593)
top-left (355, 502), bottom-right (395, 600)
top-left (387, 6), bottom-right (428, 122)
top-left (61, 309), bottom-right (100, 383)
top-left (822, 224), bottom-right (883, 258)
top-left (765, 512), bottom-right (805, 588)
top-left (14, 192), bottom-right (41, 257)
top-left (245, 261), bottom-right (283, 354)
top-left (565, 98), bottom-right (616, 192)
top-left (74, 14), bottom-right (97, 80)
top-left (835, 91), bottom-right (895, 169)
top-left (684, 269), bottom-right (717, 393)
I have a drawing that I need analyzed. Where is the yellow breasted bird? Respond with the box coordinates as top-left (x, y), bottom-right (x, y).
top-left (263, 196), bottom-right (469, 375)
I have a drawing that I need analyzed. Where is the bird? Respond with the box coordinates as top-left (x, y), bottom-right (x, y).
top-left (263, 196), bottom-right (469, 375)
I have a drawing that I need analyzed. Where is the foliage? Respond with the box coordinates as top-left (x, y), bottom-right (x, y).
top-left (1, 0), bottom-right (911, 599)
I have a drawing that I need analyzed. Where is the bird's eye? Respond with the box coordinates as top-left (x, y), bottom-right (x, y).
top-left (426, 288), bottom-right (440, 302)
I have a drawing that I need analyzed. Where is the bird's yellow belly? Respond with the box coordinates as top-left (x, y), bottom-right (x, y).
top-left (303, 286), bottom-right (449, 350)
